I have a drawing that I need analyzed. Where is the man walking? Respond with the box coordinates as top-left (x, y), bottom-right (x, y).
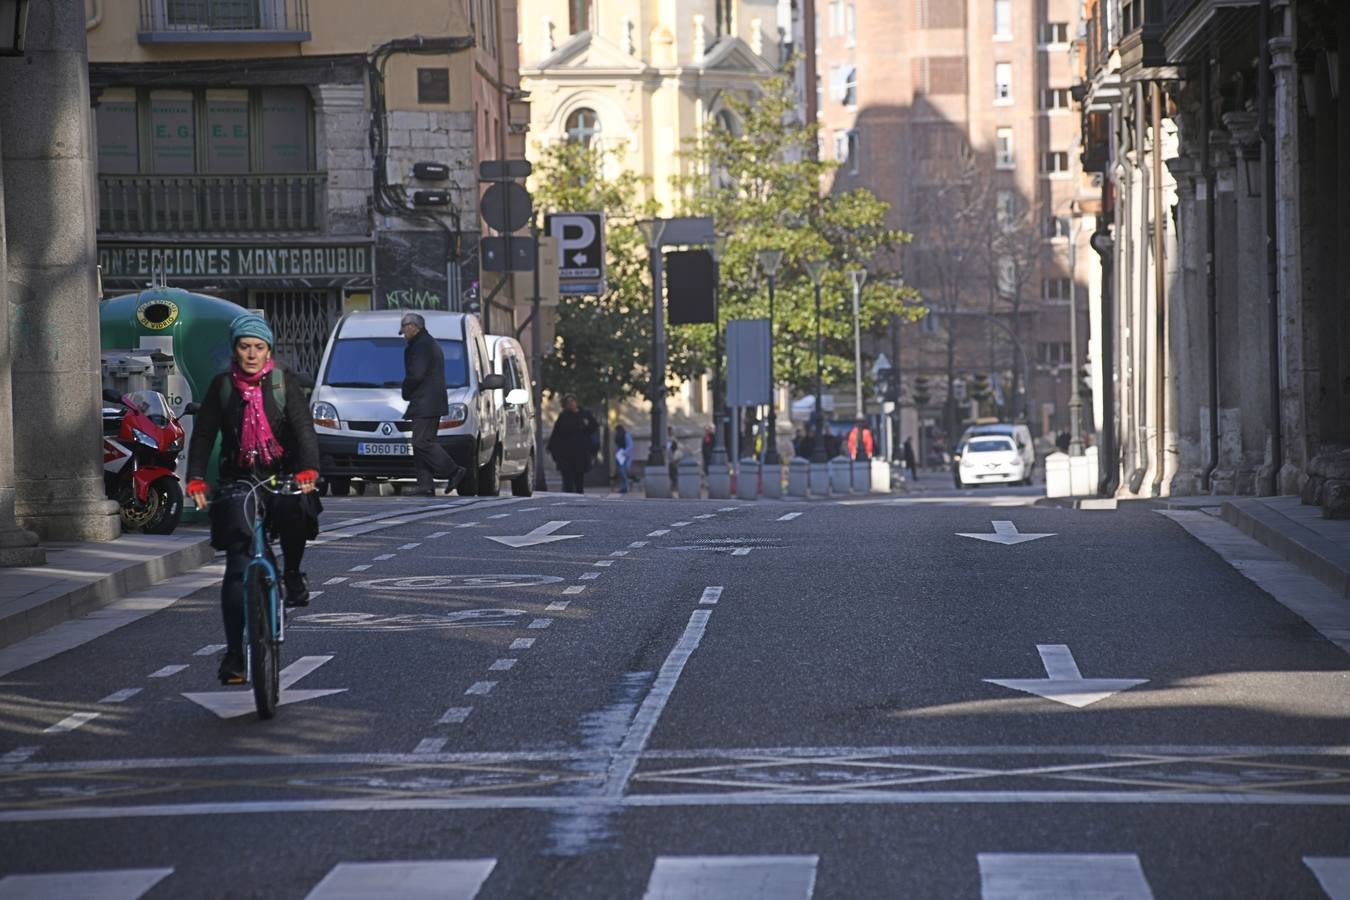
top-left (400, 313), bottom-right (467, 496)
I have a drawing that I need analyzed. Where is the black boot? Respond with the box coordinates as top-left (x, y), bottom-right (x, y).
top-left (218, 650), bottom-right (245, 685)
top-left (284, 571), bottom-right (310, 607)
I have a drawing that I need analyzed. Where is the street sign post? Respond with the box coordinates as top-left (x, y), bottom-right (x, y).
top-left (545, 212), bottom-right (606, 295)
top-left (479, 159), bottom-right (533, 181)
top-left (480, 182), bottom-right (533, 234)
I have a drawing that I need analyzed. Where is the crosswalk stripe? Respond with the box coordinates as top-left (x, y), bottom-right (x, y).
top-left (1306, 858), bottom-right (1350, 899)
top-left (0, 867), bottom-right (173, 899)
top-left (979, 853), bottom-right (1154, 899)
top-left (305, 860), bottom-right (496, 900)
top-left (643, 855), bottom-right (818, 900)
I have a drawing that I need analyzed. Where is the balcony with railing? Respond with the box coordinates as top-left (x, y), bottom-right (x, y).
top-left (1118, 0), bottom-right (1168, 75)
top-left (138, 0), bottom-right (311, 43)
top-left (98, 172), bottom-right (326, 234)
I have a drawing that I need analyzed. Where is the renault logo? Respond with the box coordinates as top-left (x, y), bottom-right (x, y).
top-left (381, 423), bottom-right (394, 436)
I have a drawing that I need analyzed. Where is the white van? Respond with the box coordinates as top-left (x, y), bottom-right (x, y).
top-left (310, 311), bottom-right (507, 496)
top-left (953, 421), bottom-right (1036, 487)
top-left (486, 334), bottom-right (537, 496)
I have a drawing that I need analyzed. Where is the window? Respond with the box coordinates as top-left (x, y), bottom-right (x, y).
top-left (997, 256), bottom-right (1016, 297)
top-left (1043, 278), bottom-right (1072, 301)
top-left (829, 0), bottom-right (843, 36)
top-left (994, 62), bottom-right (1012, 104)
top-left (845, 3), bottom-right (856, 45)
top-left (1040, 22), bottom-right (1069, 44)
top-left (1040, 88), bottom-right (1071, 110)
top-left (995, 190), bottom-right (1017, 229)
top-left (564, 108), bottom-right (601, 146)
top-left (995, 127), bottom-right (1014, 169)
top-left (1041, 151), bottom-right (1069, 174)
top-left (842, 66), bottom-right (858, 107)
top-left (993, 0), bottom-right (1011, 38)
top-left (846, 129), bottom-right (860, 173)
top-left (829, 64), bottom-right (842, 100)
top-left (1037, 341), bottom-right (1072, 367)
top-left (916, 57), bottom-right (967, 95)
top-left (568, 0), bottom-right (589, 34)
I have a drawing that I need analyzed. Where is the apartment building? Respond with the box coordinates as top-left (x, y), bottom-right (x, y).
top-left (85, 0), bottom-right (527, 375)
top-left (810, 0), bottom-right (1097, 449)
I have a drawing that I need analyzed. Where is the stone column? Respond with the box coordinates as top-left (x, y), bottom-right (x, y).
top-left (1269, 34), bottom-right (1307, 495)
top-left (311, 83), bottom-right (371, 238)
top-left (1166, 153), bottom-right (1199, 495)
top-left (1224, 112), bottom-right (1271, 494)
top-left (1208, 128), bottom-right (1241, 495)
top-left (0, 119), bottom-right (45, 566)
top-left (0, 0), bottom-right (120, 541)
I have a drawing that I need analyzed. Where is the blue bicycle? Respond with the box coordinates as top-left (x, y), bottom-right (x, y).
top-left (238, 475), bottom-right (303, 720)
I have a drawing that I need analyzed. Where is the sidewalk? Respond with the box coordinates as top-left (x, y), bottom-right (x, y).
top-left (0, 530), bottom-right (214, 651)
top-left (1219, 496), bottom-right (1350, 600)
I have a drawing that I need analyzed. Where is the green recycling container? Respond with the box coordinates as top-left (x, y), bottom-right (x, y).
top-left (100, 288), bottom-right (246, 523)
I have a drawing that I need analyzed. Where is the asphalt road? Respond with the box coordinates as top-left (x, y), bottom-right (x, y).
top-left (1, 485), bottom-right (1348, 899)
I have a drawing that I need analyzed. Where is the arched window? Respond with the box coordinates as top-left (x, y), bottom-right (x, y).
top-left (564, 108), bottom-right (601, 146)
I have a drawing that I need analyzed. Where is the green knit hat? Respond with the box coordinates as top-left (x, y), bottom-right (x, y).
top-left (229, 313), bottom-right (274, 348)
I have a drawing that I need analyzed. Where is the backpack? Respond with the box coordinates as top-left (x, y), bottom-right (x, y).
top-left (219, 367), bottom-right (287, 413)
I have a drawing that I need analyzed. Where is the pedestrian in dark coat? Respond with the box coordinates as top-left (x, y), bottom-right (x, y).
top-left (903, 436), bottom-right (919, 481)
top-left (400, 313), bottom-right (466, 496)
top-left (548, 394), bottom-right (596, 493)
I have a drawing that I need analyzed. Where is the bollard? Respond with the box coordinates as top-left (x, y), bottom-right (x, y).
top-left (869, 458), bottom-right (892, 493)
top-left (763, 458), bottom-right (784, 499)
top-left (737, 458), bottom-right (760, 500)
top-left (787, 457), bottom-right (810, 497)
top-left (1044, 451), bottom-right (1069, 498)
top-left (830, 456), bottom-right (853, 494)
top-left (851, 459), bottom-right (869, 493)
top-left (810, 461), bottom-right (831, 498)
top-left (706, 460), bottom-right (731, 499)
top-left (677, 457), bottom-right (704, 499)
top-left (644, 463), bottom-right (673, 499)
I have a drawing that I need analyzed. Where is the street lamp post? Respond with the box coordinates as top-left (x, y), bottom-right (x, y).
top-left (709, 234), bottom-right (730, 466)
top-left (638, 219), bottom-right (670, 479)
top-left (1068, 205), bottom-right (1084, 457)
top-left (848, 267), bottom-right (867, 420)
top-left (803, 259), bottom-right (828, 463)
top-left (756, 248), bottom-right (784, 465)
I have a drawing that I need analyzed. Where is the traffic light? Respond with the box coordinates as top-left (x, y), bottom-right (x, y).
top-left (1078, 363), bottom-right (1093, 399)
top-left (877, 367), bottom-right (899, 402)
top-left (913, 375), bottom-right (930, 407)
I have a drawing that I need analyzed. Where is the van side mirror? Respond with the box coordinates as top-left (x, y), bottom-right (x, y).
top-left (102, 387), bottom-right (124, 404)
top-left (480, 373), bottom-right (506, 391)
top-left (183, 401), bottom-right (201, 417)
top-left (505, 388), bottom-right (529, 406)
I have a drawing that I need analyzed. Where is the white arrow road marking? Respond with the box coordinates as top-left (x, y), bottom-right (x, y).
top-left (985, 645), bottom-right (1148, 708)
top-left (485, 520), bottom-right (582, 548)
top-left (957, 520), bottom-right (1056, 545)
top-left (1305, 858), bottom-right (1350, 899)
top-left (182, 655), bottom-right (345, 719)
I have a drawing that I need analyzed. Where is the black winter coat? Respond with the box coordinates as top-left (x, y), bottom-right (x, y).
top-left (402, 330), bottom-right (449, 419)
top-left (187, 368), bottom-right (320, 484)
top-left (547, 409), bottom-right (597, 473)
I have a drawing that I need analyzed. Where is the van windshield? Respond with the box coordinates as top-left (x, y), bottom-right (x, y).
top-left (323, 338), bottom-right (469, 389)
top-left (967, 438), bottom-right (1016, 453)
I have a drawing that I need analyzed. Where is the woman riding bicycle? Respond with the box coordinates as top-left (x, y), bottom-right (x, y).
top-left (186, 313), bottom-right (321, 685)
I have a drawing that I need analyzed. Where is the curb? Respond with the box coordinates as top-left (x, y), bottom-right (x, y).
top-left (0, 534), bottom-right (216, 652)
top-left (1221, 498), bottom-right (1350, 600)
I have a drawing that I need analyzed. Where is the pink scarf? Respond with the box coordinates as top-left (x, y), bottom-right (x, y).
top-left (230, 360), bottom-right (284, 467)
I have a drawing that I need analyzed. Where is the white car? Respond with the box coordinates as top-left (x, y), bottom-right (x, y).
top-left (957, 434), bottom-right (1030, 487)
top-left (311, 311), bottom-right (507, 496)
top-left (486, 334), bottom-right (537, 496)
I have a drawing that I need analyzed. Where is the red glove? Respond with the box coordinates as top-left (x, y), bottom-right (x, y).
top-left (186, 479), bottom-right (208, 499)
top-left (295, 469), bottom-right (319, 490)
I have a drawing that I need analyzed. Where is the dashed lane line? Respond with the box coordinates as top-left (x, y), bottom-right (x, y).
top-left (777, 512), bottom-right (803, 521)
top-left (193, 644), bottom-right (226, 657)
top-left (578, 572), bottom-right (601, 580)
top-left (648, 530), bottom-right (670, 537)
top-left (349, 564), bottom-right (372, 572)
top-left (732, 548), bottom-right (751, 556)
top-left (324, 577), bottom-right (348, 586)
top-left (694, 514), bottom-right (716, 519)
top-left (528, 618), bottom-right (553, 629)
top-left (148, 665), bottom-right (188, 679)
top-left (510, 638), bottom-right (535, 650)
top-left (464, 681), bottom-right (497, 696)
top-left (488, 659), bottom-right (518, 671)
top-left (373, 554), bottom-right (396, 561)
top-left (488, 514), bottom-right (511, 519)
top-left (399, 542), bottom-right (423, 550)
top-left (593, 560), bottom-right (614, 567)
top-left (413, 738), bottom-right (447, 754)
top-left (671, 522), bottom-right (692, 527)
top-left (700, 587), bottom-right (724, 606)
top-left (563, 586), bottom-right (585, 595)
top-left (99, 689), bottom-right (142, 704)
top-left (437, 708), bottom-right (473, 724)
top-left (629, 541), bottom-right (649, 548)
top-left (426, 531), bottom-right (450, 539)
top-left (0, 747), bottom-right (38, 763)
top-left (610, 550), bottom-right (629, 557)
top-left (44, 712), bottom-right (100, 734)
top-left (546, 601), bottom-right (570, 612)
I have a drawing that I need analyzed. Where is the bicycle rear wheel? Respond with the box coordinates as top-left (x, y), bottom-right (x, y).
top-left (246, 568), bottom-right (280, 720)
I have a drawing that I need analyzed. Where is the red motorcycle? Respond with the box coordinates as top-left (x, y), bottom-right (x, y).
top-left (102, 388), bottom-right (187, 534)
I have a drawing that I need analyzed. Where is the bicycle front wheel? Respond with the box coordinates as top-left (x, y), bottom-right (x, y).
top-left (246, 568), bottom-right (280, 720)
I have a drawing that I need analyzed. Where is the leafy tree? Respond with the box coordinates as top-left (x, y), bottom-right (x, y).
top-left (671, 74), bottom-right (923, 400)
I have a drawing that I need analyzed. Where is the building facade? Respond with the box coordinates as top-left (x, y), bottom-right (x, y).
top-left (517, 0), bottom-right (782, 215)
top-left (1080, 0), bottom-right (1348, 511)
top-left (809, 0), bottom-right (1097, 453)
top-left (87, 0), bottom-right (527, 377)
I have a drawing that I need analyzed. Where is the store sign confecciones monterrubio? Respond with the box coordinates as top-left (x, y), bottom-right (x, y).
top-left (98, 243), bottom-right (373, 282)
